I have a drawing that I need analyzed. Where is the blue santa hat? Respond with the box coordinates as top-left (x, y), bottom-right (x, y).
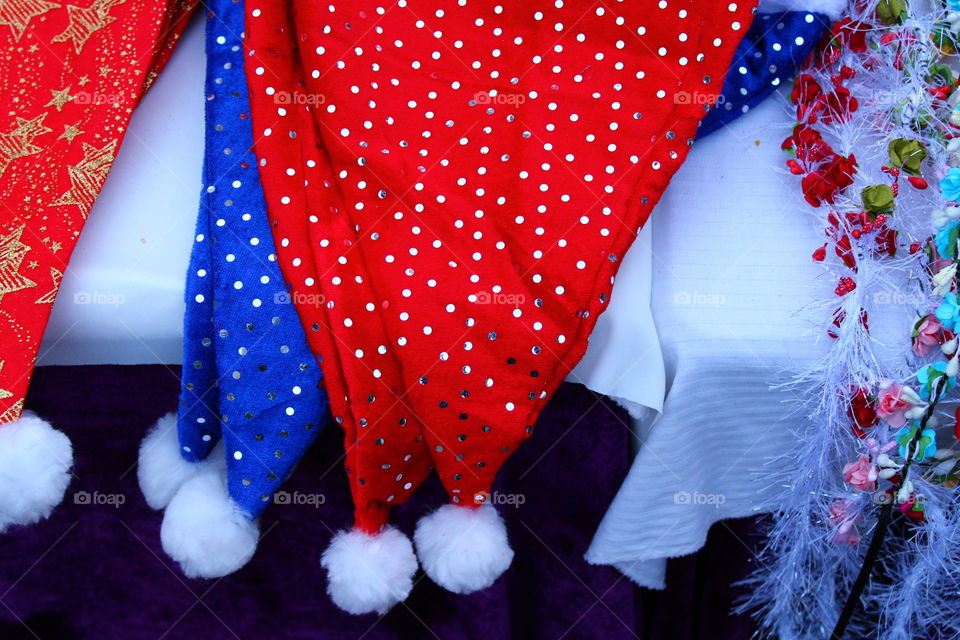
top-left (698, 0), bottom-right (842, 138)
top-left (137, 0), bottom-right (329, 579)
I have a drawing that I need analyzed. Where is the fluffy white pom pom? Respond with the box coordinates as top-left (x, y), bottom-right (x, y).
top-left (138, 412), bottom-right (224, 510)
top-left (321, 527), bottom-right (418, 615)
top-left (758, 0), bottom-right (848, 19)
top-left (0, 411), bottom-right (73, 533)
top-left (160, 471), bottom-right (258, 578)
top-left (414, 503), bottom-right (513, 594)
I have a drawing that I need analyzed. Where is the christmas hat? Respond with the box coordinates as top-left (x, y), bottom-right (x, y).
top-left (698, 2), bottom-right (841, 138)
top-left (137, 0), bottom-right (329, 579)
top-left (0, 0), bottom-right (196, 532)
top-left (245, 0), bottom-right (756, 614)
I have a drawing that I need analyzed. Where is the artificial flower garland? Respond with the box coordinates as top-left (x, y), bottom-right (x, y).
top-left (743, 2), bottom-right (960, 638)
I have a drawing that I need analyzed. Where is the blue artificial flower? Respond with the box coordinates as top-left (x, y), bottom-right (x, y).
top-left (935, 221), bottom-right (959, 259)
top-left (894, 424), bottom-right (938, 462)
top-left (936, 293), bottom-right (960, 331)
top-left (916, 360), bottom-right (956, 399)
top-left (950, 0), bottom-right (960, 11)
top-left (941, 167), bottom-right (960, 202)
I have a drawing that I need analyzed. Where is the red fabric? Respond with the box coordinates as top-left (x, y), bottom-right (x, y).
top-left (246, 0), bottom-right (755, 532)
top-left (0, 0), bottom-right (197, 423)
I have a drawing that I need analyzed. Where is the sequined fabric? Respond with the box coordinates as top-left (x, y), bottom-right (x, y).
top-left (245, 0), bottom-right (757, 533)
top-left (698, 9), bottom-right (832, 138)
top-left (174, 0), bottom-right (330, 518)
top-left (0, 0), bottom-right (197, 423)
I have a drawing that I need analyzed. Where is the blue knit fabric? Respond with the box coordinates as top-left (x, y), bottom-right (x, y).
top-left (175, 0), bottom-right (329, 519)
top-left (698, 10), bottom-right (832, 138)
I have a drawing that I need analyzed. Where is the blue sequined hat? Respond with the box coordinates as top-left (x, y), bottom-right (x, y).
top-left (698, 1), bottom-right (841, 138)
top-left (137, 0), bottom-right (329, 579)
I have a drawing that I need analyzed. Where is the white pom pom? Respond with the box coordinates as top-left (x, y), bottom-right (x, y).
top-left (0, 411), bottom-right (73, 533)
top-left (414, 503), bottom-right (513, 594)
top-left (757, 0), bottom-right (847, 19)
top-left (160, 471), bottom-right (258, 578)
top-left (321, 526), bottom-right (418, 615)
top-left (138, 412), bottom-right (224, 510)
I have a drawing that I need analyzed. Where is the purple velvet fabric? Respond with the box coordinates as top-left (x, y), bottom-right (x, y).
top-left (0, 365), bottom-right (761, 639)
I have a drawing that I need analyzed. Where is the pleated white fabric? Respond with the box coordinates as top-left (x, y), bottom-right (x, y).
top-left (581, 96), bottom-right (836, 587)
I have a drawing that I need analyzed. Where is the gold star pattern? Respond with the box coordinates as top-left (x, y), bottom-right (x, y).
top-left (52, 0), bottom-right (125, 54)
top-left (45, 86), bottom-right (74, 111)
top-left (34, 267), bottom-right (61, 304)
top-left (0, 226), bottom-right (37, 304)
top-left (0, 362), bottom-right (12, 402)
top-left (0, 113), bottom-right (51, 178)
top-left (0, 0), bottom-right (60, 41)
top-left (59, 123), bottom-right (82, 142)
top-left (50, 140), bottom-right (116, 215)
top-left (77, 74), bottom-right (89, 86)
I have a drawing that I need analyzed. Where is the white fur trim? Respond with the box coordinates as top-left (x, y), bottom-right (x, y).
top-left (321, 527), bottom-right (418, 615)
top-left (160, 471), bottom-right (258, 578)
top-left (758, 0), bottom-right (847, 19)
top-left (0, 411), bottom-right (73, 533)
top-left (414, 503), bottom-right (514, 594)
top-left (138, 412), bottom-right (224, 510)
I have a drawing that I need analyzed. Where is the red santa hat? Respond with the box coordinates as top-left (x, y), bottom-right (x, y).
top-left (245, 0), bottom-right (756, 614)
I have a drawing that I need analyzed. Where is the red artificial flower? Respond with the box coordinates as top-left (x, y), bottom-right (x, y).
top-left (782, 125), bottom-right (835, 164)
top-left (791, 73), bottom-right (822, 106)
top-left (819, 87), bottom-right (859, 124)
top-left (801, 154), bottom-right (857, 207)
top-left (831, 18), bottom-right (871, 53)
top-left (875, 227), bottom-right (897, 257)
top-left (834, 234), bottom-right (856, 268)
top-left (848, 387), bottom-right (877, 434)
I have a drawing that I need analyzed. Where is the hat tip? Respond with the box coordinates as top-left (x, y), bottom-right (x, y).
top-left (321, 526), bottom-right (418, 615)
top-left (414, 503), bottom-right (514, 594)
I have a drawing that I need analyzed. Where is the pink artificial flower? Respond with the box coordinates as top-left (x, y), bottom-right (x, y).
top-left (875, 384), bottom-right (918, 428)
top-left (842, 455), bottom-right (877, 491)
top-left (828, 498), bottom-right (862, 545)
top-left (912, 314), bottom-right (942, 357)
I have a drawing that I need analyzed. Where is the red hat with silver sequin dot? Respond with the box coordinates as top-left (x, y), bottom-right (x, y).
top-left (245, 0), bottom-right (756, 615)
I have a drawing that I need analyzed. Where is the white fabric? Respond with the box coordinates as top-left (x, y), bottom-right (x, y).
top-left (585, 96), bottom-right (828, 587)
top-left (569, 222), bottom-right (664, 419)
top-left (37, 14), bottom-right (203, 366)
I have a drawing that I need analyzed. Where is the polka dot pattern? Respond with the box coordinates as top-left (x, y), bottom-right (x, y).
top-left (244, 0), bottom-right (756, 533)
top-left (176, 0), bottom-right (329, 518)
top-left (697, 9), bottom-right (831, 138)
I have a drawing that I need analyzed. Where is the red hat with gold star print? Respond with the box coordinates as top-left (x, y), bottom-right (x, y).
top-left (0, 0), bottom-right (196, 533)
top-left (245, 0), bottom-right (757, 615)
